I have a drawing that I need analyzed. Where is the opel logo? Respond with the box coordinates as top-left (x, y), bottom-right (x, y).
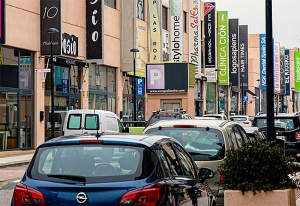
top-left (76, 192), bottom-right (88, 204)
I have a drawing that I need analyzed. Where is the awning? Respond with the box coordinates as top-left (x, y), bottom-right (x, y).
top-left (53, 56), bottom-right (89, 68)
top-left (126, 69), bottom-right (146, 78)
top-left (245, 89), bottom-right (257, 97)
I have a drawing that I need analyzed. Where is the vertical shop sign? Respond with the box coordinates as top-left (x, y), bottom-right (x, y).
top-left (280, 46), bottom-right (285, 94)
top-left (170, 0), bottom-right (183, 62)
top-left (295, 51), bottom-right (300, 91)
top-left (148, 0), bottom-right (162, 62)
top-left (229, 19), bottom-right (239, 87)
top-left (204, 2), bottom-right (216, 82)
top-left (40, 0), bottom-right (61, 55)
top-left (86, 0), bottom-right (102, 59)
top-left (217, 11), bottom-right (229, 85)
top-left (239, 25), bottom-right (248, 90)
top-left (285, 50), bottom-right (290, 95)
top-left (188, 0), bottom-right (201, 75)
top-left (274, 42), bottom-right (280, 92)
top-left (260, 34), bottom-right (266, 90)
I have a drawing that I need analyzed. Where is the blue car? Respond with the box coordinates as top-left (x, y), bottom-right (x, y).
top-left (11, 133), bottom-right (216, 206)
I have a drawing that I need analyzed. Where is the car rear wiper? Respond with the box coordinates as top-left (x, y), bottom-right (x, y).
top-left (188, 152), bottom-right (212, 156)
top-left (47, 174), bottom-right (86, 182)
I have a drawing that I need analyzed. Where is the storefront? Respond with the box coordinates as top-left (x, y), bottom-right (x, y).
top-left (44, 56), bottom-right (88, 140)
top-left (0, 47), bottom-right (34, 150)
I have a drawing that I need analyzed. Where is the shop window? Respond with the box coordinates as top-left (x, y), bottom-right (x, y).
top-left (162, 6), bottom-right (168, 30)
top-left (137, 0), bottom-right (144, 20)
top-left (183, 11), bottom-right (187, 33)
top-left (0, 47), bottom-right (33, 89)
top-left (104, 0), bottom-right (116, 9)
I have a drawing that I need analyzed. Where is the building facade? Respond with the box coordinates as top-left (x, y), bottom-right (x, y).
top-left (0, 0), bottom-right (298, 151)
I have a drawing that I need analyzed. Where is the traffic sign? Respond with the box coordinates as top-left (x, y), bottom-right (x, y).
top-left (243, 96), bottom-right (248, 102)
top-left (35, 68), bottom-right (50, 72)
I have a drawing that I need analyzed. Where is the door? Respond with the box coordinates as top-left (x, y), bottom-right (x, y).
top-left (20, 94), bottom-right (33, 148)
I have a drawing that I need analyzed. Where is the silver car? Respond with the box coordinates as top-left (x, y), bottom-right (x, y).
top-left (143, 119), bottom-right (250, 206)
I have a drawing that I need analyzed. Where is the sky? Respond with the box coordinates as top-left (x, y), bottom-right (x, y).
top-left (203, 0), bottom-right (300, 49)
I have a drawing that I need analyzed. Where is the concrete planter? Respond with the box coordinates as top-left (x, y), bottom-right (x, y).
top-left (224, 189), bottom-right (296, 206)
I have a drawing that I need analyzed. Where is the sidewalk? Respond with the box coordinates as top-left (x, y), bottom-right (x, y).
top-left (0, 150), bottom-right (35, 167)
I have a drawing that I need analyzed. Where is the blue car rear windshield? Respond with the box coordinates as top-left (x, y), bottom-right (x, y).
top-left (28, 145), bottom-right (155, 183)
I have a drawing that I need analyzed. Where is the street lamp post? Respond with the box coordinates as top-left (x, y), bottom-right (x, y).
top-left (130, 48), bottom-right (139, 121)
top-left (257, 79), bottom-right (261, 114)
top-left (215, 69), bottom-right (220, 114)
top-left (47, 28), bottom-right (59, 139)
top-left (241, 74), bottom-right (245, 115)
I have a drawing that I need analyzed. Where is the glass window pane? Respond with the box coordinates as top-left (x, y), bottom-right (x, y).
top-left (85, 114), bottom-right (99, 130)
top-left (162, 7), bottom-right (168, 30)
top-left (67, 114), bottom-right (81, 129)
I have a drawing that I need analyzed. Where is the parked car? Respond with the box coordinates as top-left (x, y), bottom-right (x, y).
top-left (203, 114), bottom-right (227, 120)
top-left (252, 112), bottom-right (300, 162)
top-left (143, 119), bottom-right (251, 206)
top-left (242, 126), bottom-right (266, 142)
top-left (229, 115), bottom-right (253, 126)
top-left (145, 108), bottom-right (192, 128)
top-left (62, 109), bottom-right (126, 136)
top-left (11, 133), bottom-right (216, 206)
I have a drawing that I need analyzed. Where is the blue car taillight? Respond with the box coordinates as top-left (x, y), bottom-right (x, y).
top-left (118, 184), bottom-right (165, 206)
top-left (13, 182), bottom-right (47, 206)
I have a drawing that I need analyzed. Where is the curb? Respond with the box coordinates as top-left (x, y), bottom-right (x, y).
top-left (0, 160), bottom-right (31, 169)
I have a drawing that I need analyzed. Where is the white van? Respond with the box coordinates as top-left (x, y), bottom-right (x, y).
top-left (63, 109), bottom-right (125, 136)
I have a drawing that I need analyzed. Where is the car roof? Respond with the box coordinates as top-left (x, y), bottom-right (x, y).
top-left (145, 119), bottom-right (232, 128)
top-left (39, 133), bottom-right (171, 148)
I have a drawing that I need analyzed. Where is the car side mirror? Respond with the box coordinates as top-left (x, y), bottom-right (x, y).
top-left (199, 167), bottom-right (214, 183)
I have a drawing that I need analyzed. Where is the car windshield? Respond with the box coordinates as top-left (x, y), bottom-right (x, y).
top-left (145, 127), bottom-right (225, 161)
top-left (230, 117), bottom-right (248, 121)
top-left (28, 145), bottom-right (155, 183)
top-left (256, 118), bottom-right (295, 130)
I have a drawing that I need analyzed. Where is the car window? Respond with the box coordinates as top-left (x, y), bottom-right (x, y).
top-left (117, 119), bottom-right (125, 132)
top-left (67, 114), bottom-right (81, 129)
top-left (230, 117), bottom-right (247, 121)
top-left (173, 142), bottom-right (197, 178)
top-left (156, 150), bottom-right (173, 178)
top-left (161, 143), bottom-right (183, 176)
top-left (232, 126), bottom-right (244, 147)
top-left (29, 145), bottom-right (155, 183)
top-left (85, 114), bottom-right (99, 130)
top-left (237, 125), bottom-right (250, 141)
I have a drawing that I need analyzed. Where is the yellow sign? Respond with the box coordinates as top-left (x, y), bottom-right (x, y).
top-left (42, 82), bottom-right (45, 90)
top-left (83, 91), bottom-right (86, 98)
top-left (86, 91), bottom-right (89, 98)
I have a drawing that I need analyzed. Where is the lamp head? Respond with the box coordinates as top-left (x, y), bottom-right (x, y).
top-left (130, 48), bottom-right (139, 53)
top-left (47, 28), bottom-right (59, 34)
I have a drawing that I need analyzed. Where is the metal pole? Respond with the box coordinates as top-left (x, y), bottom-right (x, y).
top-left (50, 34), bottom-right (55, 139)
top-left (133, 54), bottom-right (137, 121)
top-left (241, 75), bottom-right (244, 115)
top-left (266, 0), bottom-right (275, 141)
top-left (293, 91), bottom-right (295, 113)
top-left (258, 87), bottom-right (261, 113)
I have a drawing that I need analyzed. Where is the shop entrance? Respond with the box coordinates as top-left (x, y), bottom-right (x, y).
top-left (19, 93), bottom-right (33, 148)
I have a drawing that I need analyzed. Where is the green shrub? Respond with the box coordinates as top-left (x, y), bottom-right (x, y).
top-left (216, 140), bottom-right (300, 195)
